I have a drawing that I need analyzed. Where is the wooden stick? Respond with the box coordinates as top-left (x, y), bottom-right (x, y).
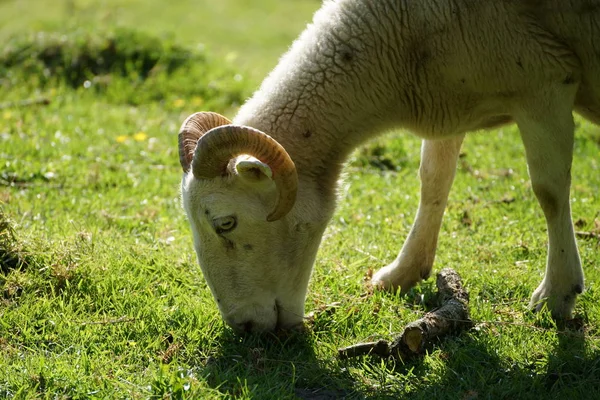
top-left (576, 231), bottom-right (600, 241)
top-left (337, 339), bottom-right (391, 359)
top-left (338, 268), bottom-right (472, 360)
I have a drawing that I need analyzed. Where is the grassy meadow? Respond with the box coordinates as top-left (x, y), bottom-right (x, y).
top-left (1, 0), bottom-right (600, 398)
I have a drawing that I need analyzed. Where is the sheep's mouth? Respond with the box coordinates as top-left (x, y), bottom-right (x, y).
top-left (275, 300), bottom-right (305, 331)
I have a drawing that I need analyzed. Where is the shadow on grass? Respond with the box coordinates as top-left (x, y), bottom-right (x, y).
top-left (153, 310), bottom-right (600, 399)
top-left (198, 329), bottom-right (358, 399)
top-left (177, 282), bottom-right (599, 399)
top-left (544, 325), bottom-right (600, 396)
top-left (394, 322), bottom-right (600, 399)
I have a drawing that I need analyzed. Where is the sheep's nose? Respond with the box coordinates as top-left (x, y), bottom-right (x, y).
top-left (231, 318), bottom-right (280, 334)
top-left (230, 320), bottom-right (256, 334)
top-left (223, 303), bottom-right (279, 333)
top-left (240, 320), bottom-right (253, 333)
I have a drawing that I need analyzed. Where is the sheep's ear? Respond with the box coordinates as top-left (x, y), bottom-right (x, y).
top-left (235, 158), bottom-right (273, 184)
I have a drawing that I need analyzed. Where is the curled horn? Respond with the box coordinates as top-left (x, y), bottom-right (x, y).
top-left (178, 112), bottom-right (232, 172)
top-left (192, 125), bottom-right (298, 222)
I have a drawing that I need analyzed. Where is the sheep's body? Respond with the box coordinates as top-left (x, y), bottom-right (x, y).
top-left (237, 0), bottom-right (600, 138)
top-left (181, 0), bottom-right (600, 332)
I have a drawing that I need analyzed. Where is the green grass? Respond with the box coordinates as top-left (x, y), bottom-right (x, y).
top-left (0, 0), bottom-right (319, 81)
top-left (1, 0), bottom-right (600, 398)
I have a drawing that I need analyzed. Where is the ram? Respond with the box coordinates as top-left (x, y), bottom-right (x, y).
top-left (178, 0), bottom-right (600, 333)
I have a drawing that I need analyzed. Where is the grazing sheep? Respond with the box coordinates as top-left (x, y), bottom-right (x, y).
top-left (179, 0), bottom-right (600, 333)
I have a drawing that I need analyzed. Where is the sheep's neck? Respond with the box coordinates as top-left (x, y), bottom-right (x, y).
top-left (232, 0), bottom-right (403, 203)
top-left (233, 97), bottom-right (378, 206)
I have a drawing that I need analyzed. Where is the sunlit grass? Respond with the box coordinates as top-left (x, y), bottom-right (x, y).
top-left (0, 0), bottom-right (318, 80)
top-left (1, 0), bottom-right (600, 398)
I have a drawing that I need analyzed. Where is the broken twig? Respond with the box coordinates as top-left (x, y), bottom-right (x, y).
top-left (338, 268), bottom-right (472, 360)
top-left (575, 231), bottom-right (600, 241)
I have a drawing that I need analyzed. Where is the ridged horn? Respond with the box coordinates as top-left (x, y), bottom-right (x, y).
top-left (178, 112), bottom-right (232, 172)
top-left (192, 125), bottom-right (298, 222)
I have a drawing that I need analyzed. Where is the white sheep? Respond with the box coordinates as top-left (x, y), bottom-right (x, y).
top-left (179, 0), bottom-right (600, 333)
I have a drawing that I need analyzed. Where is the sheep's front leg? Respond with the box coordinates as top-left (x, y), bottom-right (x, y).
top-left (515, 87), bottom-right (583, 319)
top-left (372, 134), bottom-right (465, 293)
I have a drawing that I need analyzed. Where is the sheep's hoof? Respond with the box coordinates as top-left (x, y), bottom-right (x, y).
top-left (529, 281), bottom-right (583, 320)
top-left (371, 264), bottom-right (424, 295)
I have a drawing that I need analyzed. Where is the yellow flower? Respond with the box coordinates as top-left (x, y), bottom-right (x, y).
top-left (116, 135), bottom-right (128, 143)
top-left (173, 98), bottom-right (186, 108)
top-left (2, 111), bottom-right (11, 120)
top-left (133, 132), bottom-right (148, 142)
top-left (191, 96), bottom-right (204, 107)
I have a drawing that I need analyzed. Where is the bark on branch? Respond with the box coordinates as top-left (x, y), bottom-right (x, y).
top-left (338, 268), bottom-right (472, 360)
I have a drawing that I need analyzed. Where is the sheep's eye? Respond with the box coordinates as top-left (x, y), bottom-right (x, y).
top-left (213, 216), bottom-right (237, 234)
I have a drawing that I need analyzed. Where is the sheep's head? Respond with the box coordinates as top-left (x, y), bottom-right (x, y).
top-left (179, 112), bottom-right (323, 333)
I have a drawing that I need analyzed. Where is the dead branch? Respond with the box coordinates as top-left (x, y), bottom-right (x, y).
top-left (337, 339), bottom-right (391, 359)
top-left (576, 231), bottom-right (600, 241)
top-left (338, 268), bottom-right (472, 360)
